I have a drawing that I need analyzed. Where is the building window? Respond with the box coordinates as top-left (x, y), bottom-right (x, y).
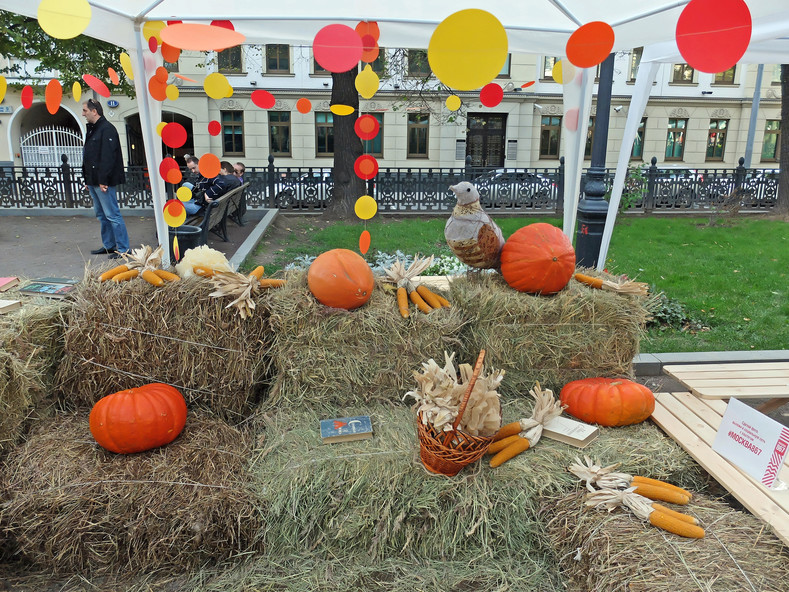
top-left (714, 66), bottom-right (736, 84)
top-left (584, 116), bottom-right (595, 159)
top-left (361, 112), bottom-right (384, 157)
top-left (315, 112), bottom-right (334, 156)
top-left (314, 58), bottom-right (358, 76)
top-left (497, 54), bottom-right (511, 78)
top-left (266, 45), bottom-right (290, 74)
top-left (771, 65), bottom-right (781, 84)
top-left (706, 119), bottom-right (728, 161)
top-left (629, 47), bottom-right (643, 81)
top-left (407, 50), bottom-right (431, 78)
top-left (370, 48), bottom-right (387, 76)
top-left (631, 117), bottom-right (647, 160)
top-left (269, 111), bottom-right (291, 156)
top-left (761, 120), bottom-right (781, 161)
top-left (163, 59), bottom-right (179, 73)
top-left (672, 63), bottom-right (695, 83)
top-left (542, 57), bottom-right (558, 79)
top-left (539, 115), bottom-right (562, 158)
top-left (665, 118), bottom-right (687, 160)
top-left (221, 111), bottom-right (244, 155)
top-left (218, 46), bottom-right (242, 73)
top-left (407, 113), bottom-right (429, 158)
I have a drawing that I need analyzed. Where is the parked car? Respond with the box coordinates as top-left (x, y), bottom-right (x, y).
top-left (274, 168), bottom-right (333, 208)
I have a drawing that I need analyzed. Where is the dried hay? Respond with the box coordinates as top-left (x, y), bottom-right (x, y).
top-left (54, 275), bottom-right (272, 420)
top-left (0, 411), bottom-right (262, 575)
top-left (265, 271), bottom-right (467, 411)
top-left (544, 490), bottom-right (789, 592)
top-left (449, 271), bottom-right (654, 393)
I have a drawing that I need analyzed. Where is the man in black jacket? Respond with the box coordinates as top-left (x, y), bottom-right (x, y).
top-left (182, 160), bottom-right (241, 215)
top-left (82, 98), bottom-right (130, 258)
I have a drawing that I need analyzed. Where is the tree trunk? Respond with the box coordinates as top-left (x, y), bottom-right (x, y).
top-left (776, 65), bottom-right (789, 216)
top-left (323, 69), bottom-right (365, 219)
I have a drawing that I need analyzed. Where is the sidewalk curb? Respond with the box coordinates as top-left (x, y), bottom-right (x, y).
top-left (229, 208), bottom-right (278, 269)
top-left (634, 350), bottom-right (789, 376)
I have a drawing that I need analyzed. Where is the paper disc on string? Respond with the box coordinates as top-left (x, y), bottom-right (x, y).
top-left (161, 43), bottom-right (181, 64)
top-left (521, 81), bottom-right (535, 89)
top-left (551, 60), bottom-right (576, 85)
top-left (107, 68), bottom-right (120, 85)
top-left (251, 89), bottom-right (276, 109)
top-left (199, 154), bottom-right (221, 178)
top-left (176, 186), bottom-right (193, 202)
top-left (564, 107), bottom-right (579, 132)
top-left (354, 155), bottom-right (379, 180)
top-left (0, 76), bottom-right (6, 104)
top-left (359, 229), bottom-right (372, 254)
top-left (296, 98), bottom-right (312, 114)
top-left (159, 157), bottom-right (180, 181)
top-left (156, 122), bottom-right (167, 136)
top-left (211, 20), bottom-right (235, 30)
top-left (445, 95), bottom-right (461, 111)
top-left (360, 35), bottom-right (380, 63)
top-left (204, 72), bottom-right (232, 100)
top-left (21, 86), bottom-right (33, 109)
top-left (119, 52), bottom-right (134, 80)
top-left (173, 73), bottom-right (197, 83)
top-left (161, 122), bottom-right (187, 148)
top-left (71, 81), bottom-right (82, 102)
top-left (313, 24), bottom-right (364, 73)
top-left (331, 104), bottom-right (355, 116)
top-left (160, 23), bottom-right (245, 51)
top-left (566, 21), bottom-right (615, 69)
top-left (355, 65), bottom-right (379, 99)
top-left (143, 21), bottom-right (166, 43)
top-left (207, 120), bottom-right (221, 135)
top-left (148, 76), bottom-right (167, 101)
top-left (45, 79), bottom-right (62, 115)
top-left (166, 168), bottom-right (182, 184)
top-left (428, 9), bottom-right (508, 91)
top-left (355, 21), bottom-right (380, 42)
top-left (82, 74), bottom-right (110, 97)
top-left (480, 83), bottom-right (503, 107)
top-left (163, 199), bottom-right (186, 227)
top-left (37, 0), bottom-right (91, 40)
top-left (676, 0), bottom-right (751, 73)
top-left (148, 36), bottom-right (159, 53)
top-left (354, 195), bottom-right (378, 220)
top-left (166, 84), bottom-right (180, 101)
top-left (354, 115), bottom-right (380, 140)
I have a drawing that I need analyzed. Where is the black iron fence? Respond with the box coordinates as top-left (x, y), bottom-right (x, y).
top-left (0, 155), bottom-right (779, 214)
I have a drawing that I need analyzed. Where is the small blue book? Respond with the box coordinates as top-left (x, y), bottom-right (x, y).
top-left (320, 415), bottom-right (373, 444)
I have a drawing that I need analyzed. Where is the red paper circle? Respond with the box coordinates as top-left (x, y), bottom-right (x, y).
top-left (251, 89), bottom-right (276, 109)
top-left (480, 83), bottom-right (503, 107)
top-left (148, 76), bottom-right (167, 101)
top-left (45, 79), bottom-right (62, 115)
top-left (161, 122), bottom-right (187, 149)
top-left (148, 36), bottom-right (158, 53)
top-left (360, 35), bottom-right (379, 63)
top-left (164, 198), bottom-right (185, 216)
top-left (159, 157), bottom-right (180, 181)
top-left (354, 155), bottom-right (379, 180)
top-left (676, 0), bottom-right (752, 73)
top-left (82, 74), bottom-right (111, 97)
top-left (207, 120), bottom-right (221, 136)
top-left (354, 115), bottom-right (380, 140)
top-left (199, 153), bottom-right (221, 178)
top-left (296, 98), bottom-right (312, 114)
top-left (210, 20), bottom-right (235, 31)
top-left (313, 24), bottom-right (363, 73)
top-left (21, 85), bottom-right (33, 109)
top-left (359, 230), bottom-right (371, 255)
top-left (566, 21), bottom-right (615, 69)
top-left (167, 20), bottom-right (182, 26)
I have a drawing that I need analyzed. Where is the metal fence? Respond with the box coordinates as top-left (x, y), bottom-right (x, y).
top-left (0, 155), bottom-right (779, 214)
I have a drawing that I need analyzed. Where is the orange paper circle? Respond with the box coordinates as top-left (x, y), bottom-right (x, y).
top-left (108, 68), bottom-right (120, 85)
top-left (155, 66), bottom-right (169, 82)
top-left (355, 21), bottom-right (380, 42)
top-left (82, 74), bottom-right (110, 97)
top-left (159, 157), bottom-right (179, 180)
top-left (148, 76), bottom-right (167, 101)
top-left (359, 229), bottom-right (371, 254)
top-left (296, 98), bottom-right (312, 114)
top-left (161, 43), bottom-right (181, 64)
top-left (159, 23), bottom-right (246, 51)
top-left (166, 168), bottom-right (182, 184)
top-left (45, 79), bottom-right (62, 115)
top-left (173, 73), bottom-right (197, 83)
top-left (163, 199), bottom-right (186, 227)
top-left (199, 154), bottom-right (221, 178)
top-left (566, 21), bottom-right (615, 69)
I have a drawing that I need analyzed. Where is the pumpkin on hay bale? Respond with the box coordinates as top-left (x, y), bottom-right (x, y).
top-left (0, 411), bottom-right (262, 575)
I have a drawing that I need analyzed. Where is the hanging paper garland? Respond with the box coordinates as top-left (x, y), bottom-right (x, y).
top-left (204, 72), bottom-right (232, 100)
top-left (354, 195), bottom-right (377, 220)
top-left (210, 20), bottom-right (235, 31)
top-left (21, 85), bottom-right (33, 109)
top-left (165, 84), bottom-right (179, 101)
top-left (159, 157), bottom-right (180, 181)
top-left (355, 65), bottom-right (379, 99)
top-left (45, 79), bottom-right (62, 115)
top-left (148, 76), bottom-right (168, 101)
top-left (107, 68), bottom-right (120, 85)
top-left (354, 155), bottom-right (379, 180)
top-left (148, 36), bottom-right (159, 53)
top-left (551, 60), bottom-right (576, 85)
top-left (163, 199), bottom-right (186, 227)
top-left (354, 115), bottom-right (380, 140)
top-left (358, 229), bottom-right (371, 255)
top-left (521, 81), bottom-right (535, 89)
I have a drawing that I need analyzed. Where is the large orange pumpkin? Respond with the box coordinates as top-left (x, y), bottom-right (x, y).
top-left (307, 248), bottom-right (374, 310)
top-left (89, 383), bottom-right (187, 454)
top-left (500, 222), bottom-right (575, 294)
top-left (560, 377), bottom-right (655, 427)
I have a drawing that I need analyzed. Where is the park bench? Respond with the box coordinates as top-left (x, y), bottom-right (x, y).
top-left (185, 182), bottom-right (249, 244)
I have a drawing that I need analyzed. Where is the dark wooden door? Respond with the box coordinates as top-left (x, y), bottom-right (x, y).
top-left (466, 113), bottom-right (507, 167)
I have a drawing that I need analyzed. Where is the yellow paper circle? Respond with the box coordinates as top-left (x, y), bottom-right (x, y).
top-left (163, 200), bottom-right (186, 227)
top-left (143, 21), bottom-right (166, 43)
top-left (176, 186), bottom-right (193, 202)
top-left (156, 122), bottom-right (167, 136)
top-left (354, 195), bottom-right (378, 220)
top-left (0, 76), bottom-right (7, 104)
top-left (204, 72), bottom-right (232, 100)
top-left (71, 81), bottom-right (82, 102)
top-left (330, 104), bottom-right (355, 116)
top-left (355, 65), bottom-right (379, 100)
top-left (428, 9), bottom-right (508, 91)
top-left (552, 60), bottom-right (576, 85)
top-left (119, 52), bottom-right (134, 81)
top-left (166, 84), bottom-right (180, 101)
top-left (37, 0), bottom-right (91, 40)
top-left (445, 95), bottom-right (461, 111)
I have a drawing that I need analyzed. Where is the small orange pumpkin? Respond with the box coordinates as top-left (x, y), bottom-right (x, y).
top-left (500, 222), bottom-right (575, 294)
top-left (307, 248), bottom-right (374, 310)
top-left (89, 383), bottom-right (187, 454)
top-left (560, 377), bottom-right (655, 427)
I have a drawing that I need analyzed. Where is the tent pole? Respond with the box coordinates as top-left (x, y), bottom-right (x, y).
top-left (743, 64), bottom-right (764, 168)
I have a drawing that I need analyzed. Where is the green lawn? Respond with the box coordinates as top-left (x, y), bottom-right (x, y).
top-left (249, 215), bottom-right (788, 354)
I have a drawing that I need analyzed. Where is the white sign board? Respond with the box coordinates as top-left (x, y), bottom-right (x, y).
top-left (712, 398), bottom-right (789, 489)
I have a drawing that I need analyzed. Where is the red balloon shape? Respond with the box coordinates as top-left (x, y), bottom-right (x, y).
top-left (251, 89), bottom-right (276, 109)
top-left (359, 230), bottom-right (371, 255)
top-left (354, 155), bottom-right (379, 180)
top-left (313, 24), bottom-right (363, 73)
top-left (161, 122), bottom-right (187, 149)
top-left (83, 74), bottom-right (111, 97)
top-left (21, 85), bottom-right (33, 109)
top-left (566, 21), bottom-right (615, 69)
top-left (159, 157), bottom-right (180, 181)
top-left (207, 120), bottom-right (221, 136)
top-left (45, 79), bottom-right (62, 115)
top-left (480, 83), bottom-right (503, 108)
top-left (354, 114), bottom-right (380, 140)
top-left (676, 0), bottom-right (751, 73)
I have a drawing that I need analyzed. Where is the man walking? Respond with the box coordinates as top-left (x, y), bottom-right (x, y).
top-left (82, 98), bottom-right (129, 259)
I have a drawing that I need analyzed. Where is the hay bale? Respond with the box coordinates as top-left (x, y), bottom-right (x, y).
top-left (0, 411), bottom-right (262, 575)
top-left (544, 490), bottom-right (789, 592)
top-left (450, 272), bottom-right (653, 393)
top-left (54, 276), bottom-right (272, 420)
top-left (266, 272), bottom-right (467, 410)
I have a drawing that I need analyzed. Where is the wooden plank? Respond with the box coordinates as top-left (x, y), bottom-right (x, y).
top-left (677, 377), bottom-right (789, 388)
top-left (664, 369), bottom-right (789, 380)
top-left (664, 361), bottom-right (789, 373)
top-left (690, 385), bottom-right (789, 399)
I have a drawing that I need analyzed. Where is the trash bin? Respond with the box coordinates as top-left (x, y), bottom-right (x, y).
top-left (168, 225), bottom-right (203, 262)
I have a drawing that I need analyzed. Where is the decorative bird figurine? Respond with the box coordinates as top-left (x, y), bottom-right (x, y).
top-left (445, 182), bottom-right (505, 269)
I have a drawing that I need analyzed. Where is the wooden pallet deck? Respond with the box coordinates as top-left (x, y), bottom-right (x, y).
top-left (652, 392), bottom-right (789, 546)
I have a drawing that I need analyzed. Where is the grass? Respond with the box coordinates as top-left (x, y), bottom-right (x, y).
top-left (248, 214), bottom-right (788, 354)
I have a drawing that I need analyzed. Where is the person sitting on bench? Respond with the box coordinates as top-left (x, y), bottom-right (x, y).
top-left (182, 160), bottom-right (242, 215)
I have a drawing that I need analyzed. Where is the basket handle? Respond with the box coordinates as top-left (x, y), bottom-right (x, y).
top-left (443, 349), bottom-right (486, 445)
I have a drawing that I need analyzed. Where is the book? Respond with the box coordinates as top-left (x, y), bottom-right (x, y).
top-left (34, 277), bottom-right (80, 285)
top-left (542, 415), bottom-right (599, 448)
top-left (0, 277), bottom-right (19, 292)
top-left (19, 281), bottom-right (76, 299)
top-left (0, 299), bottom-right (22, 314)
top-left (320, 415), bottom-right (373, 444)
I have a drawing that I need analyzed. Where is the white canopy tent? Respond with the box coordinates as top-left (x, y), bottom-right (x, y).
top-left (1, 1), bottom-right (787, 264)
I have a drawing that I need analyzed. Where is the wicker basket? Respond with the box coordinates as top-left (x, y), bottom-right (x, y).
top-left (415, 350), bottom-right (499, 476)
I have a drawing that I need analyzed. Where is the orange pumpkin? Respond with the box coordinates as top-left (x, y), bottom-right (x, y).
top-left (307, 248), bottom-right (374, 310)
top-left (500, 222), bottom-right (575, 294)
top-left (560, 377), bottom-right (655, 427)
top-left (89, 383), bottom-right (187, 454)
